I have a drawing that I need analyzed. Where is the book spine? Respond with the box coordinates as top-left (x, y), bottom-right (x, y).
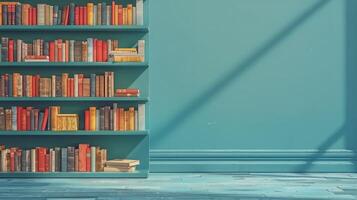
top-left (90, 74), bottom-right (95, 97)
top-left (90, 146), bottom-right (96, 172)
top-left (61, 148), bottom-right (67, 172)
top-left (70, 3), bottom-right (75, 25)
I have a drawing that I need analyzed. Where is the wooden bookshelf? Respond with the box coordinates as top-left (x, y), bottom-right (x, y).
top-left (0, 0), bottom-right (149, 178)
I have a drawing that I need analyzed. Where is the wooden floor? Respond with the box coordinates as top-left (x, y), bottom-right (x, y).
top-left (0, 173), bottom-right (356, 199)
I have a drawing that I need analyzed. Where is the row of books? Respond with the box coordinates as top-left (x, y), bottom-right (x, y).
top-left (84, 104), bottom-right (145, 131)
top-left (0, 1), bottom-right (143, 26)
top-left (0, 144), bottom-right (110, 172)
top-left (0, 37), bottom-right (145, 63)
top-left (0, 104), bottom-right (145, 132)
top-left (0, 72), bottom-right (121, 98)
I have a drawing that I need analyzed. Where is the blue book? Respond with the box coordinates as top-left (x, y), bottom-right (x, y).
top-left (102, 2), bottom-right (107, 25)
top-left (90, 74), bottom-right (96, 97)
top-left (70, 3), bottom-right (75, 25)
top-left (38, 112), bottom-right (44, 131)
top-left (61, 148), bottom-right (67, 172)
top-left (8, 74), bottom-right (12, 97)
top-left (2, 5), bottom-right (7, 26)
top-left (53, 5), bottom-right (59, 25)
top-left (15, 4), bottom-right (21, 25)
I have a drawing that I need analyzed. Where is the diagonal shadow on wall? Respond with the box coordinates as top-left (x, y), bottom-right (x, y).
top-left (152, 0), bottom-right (332, 149)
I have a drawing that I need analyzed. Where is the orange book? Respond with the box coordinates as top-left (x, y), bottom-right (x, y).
top-left (116, 108), bottom-right (120, 131)
top-left (12, 73), bottom-right (17, 97)
top-left (78, 74), bottom-right (84, 97)
top-left (127, 4), bottom-right (133, 25)
top-left (96, 40), bottom-right (103, 62)
top-left (70, 78), bottom-right (74, 97)
top-left (89, 107), bottom-right (96, 131)
top-left (119, 108), bottom-right (125, 131)
top-left (114, 4), bottom-right (119, 25)
top-left (122, 7), bottom-right (127, 25)
top-left (118, 5), bottom-right (123, 25)
top-left (87, 3), bottom-right (94, 25)
top-left (62, 73), bottom-right (68, 97)
top-left (84, 110), bottom-right (90, 131)
top-left (86, 147), bottom-right (91, 172)
top-left (65, 40), bottom-right (69, 62)
top-left (67, 78), bottom-right (71, 97)
top-left (79, 144), bottom-right (88, 172)
top-left (124, 111), bottom-right (129, 131)
top-left (32, 75), bottom-right (36, 97)
top-left (129, 107), bottom-right (135, 131)
top-left (0, 5), bottom-right (2, 25)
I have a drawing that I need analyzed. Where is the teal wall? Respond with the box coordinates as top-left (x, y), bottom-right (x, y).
top-left (149, 0), bottom-right (357, 172)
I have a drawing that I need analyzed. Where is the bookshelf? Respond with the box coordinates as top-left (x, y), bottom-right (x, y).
top-left (0, 0), bottom-right (149, 178)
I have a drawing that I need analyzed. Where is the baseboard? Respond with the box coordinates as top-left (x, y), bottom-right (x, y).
top-left (150, 149), bottom-right (357, 172)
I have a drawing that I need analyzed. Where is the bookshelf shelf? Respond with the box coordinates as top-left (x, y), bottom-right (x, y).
top-left (0, 170), bottom-right (148, 178)
top-left (0, 97), bottom-right (148, 102)
top-left (0, 62), bottom-right (148, 68)
top-left (0, 25), bottom-right (149, 32)
top-left (0, 131), bottom-right (148, 136)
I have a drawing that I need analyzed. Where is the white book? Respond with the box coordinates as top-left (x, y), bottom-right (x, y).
top-left (136, 0), bottom-right (144, 25)
top-left (138, 40), bottom-right (145, 55)
top-left (87, 38), bottom-right (93, 62)
top-left (11, 106), bottom-right (17, 131)
top-left (31, 149), bottom-right (36, 172)
top-left (16, 40), bottom-right (22, 62)
top-left (93, 5), bottom-right (97, 26)
top-left (37, 4), bottom-right (45, 25)
top-left (51, 75), bottom-right (56, 97)
top-left (138, 104), bottom-right (145, 131)
top-left (107, 40), bottom-right (112, 54)
top-left (133, 7), bottom-right (137, 25)
top-left (51, 149), bottom-right (55, 172)
top-left (106, 6), bottom-right (111, 25)
top-left (91, 147), bottom-right (96, 172)
top-left (74, 74), bottom-right (78, 97)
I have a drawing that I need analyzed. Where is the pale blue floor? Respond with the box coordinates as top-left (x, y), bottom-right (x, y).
top-left (0, 173), bottom-right (356, 200)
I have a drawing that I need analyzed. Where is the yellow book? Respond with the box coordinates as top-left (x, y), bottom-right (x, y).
top-left (57, 114), bottom-right (79, 131)
top-left (89, 107), bottom-right (96, 131)
top-left (114, 5), bottom-right (119, 25)
top-left (51, 106), bottom-right (60, 131)
top-left (0, 6), bottom-right (2, 25)
top-left (114, 48), bottom-right (137, 52)
top-left (129, 107), bottom-right (135, 131)
top-left (127, 4), bottom-right (133, 25)
top-left (87, 3), bottom-right (94, 25)
top-left (123, 8), bottom-right (128, 25)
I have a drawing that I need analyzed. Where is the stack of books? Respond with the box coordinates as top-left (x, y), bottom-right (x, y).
top-left (84, 103), bottom-right (146, 131)
top-left (109, 40), bottom-right (145, 62)
top-left (104, 159), bottom-right (139, 172)
top-left (0, 144), bottom-right (109, 172)
top-left (0, 0), bottom-right (144, 26)
top-left (115, 89), bottom-right (140, 97)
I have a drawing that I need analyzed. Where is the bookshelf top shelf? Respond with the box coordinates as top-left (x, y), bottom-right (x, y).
top-left (0, 25), bottom-right (149, 32)
top-left (0, 62), bottom-right (148, 67)
top-left (0, 97), bottom-right (148, 102)
top-left (0, 131), bottom-right (148, 136)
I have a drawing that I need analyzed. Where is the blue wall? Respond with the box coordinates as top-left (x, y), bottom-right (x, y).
top-left (149, 0), bottom-right (357, 172)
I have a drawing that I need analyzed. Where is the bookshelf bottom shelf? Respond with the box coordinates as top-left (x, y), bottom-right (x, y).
top-left (0, 170), bottom-right (148, 178)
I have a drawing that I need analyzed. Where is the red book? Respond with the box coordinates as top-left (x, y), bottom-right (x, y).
top-left (70, 78), bottom-right (74, 97)
top-left (49, 42), bottom-right (55, 62)
top-left (84, 110), bottom-right (90, 131)
top-left (57, 40), bottom-right (63, 62)
top-left (86, 147), bottom-right (91, 172)
top-left (118, 6), bottom-right (123, 25)
top-left (32, 76), bottom-right (36, 97)
top-left (41, 108), bottom-right (49, 131)
top-left (93, 39), bottom-right (97, 62)
top-left (83, 7), bottom-right (87, 25)
top-left (96, 40), bottom-right (103, 62)
top-left (36, 75), bottom-right (40, 97)
top-left (111, 1), bottom-right (115, 25)
top-left (45, 153), bottom-right (50, 172)
top-left (26, 109), bottom-right (31, 131)
top-left (28, 7), bottom-right (32, 25)
top-left (32, 7), bottom-right (37, 25)
top-left (78, 144), bottom-right (88, 172)
top-left (75, 6), bottom-right (80, 25)
top-left (78, 75), bottom-right (83, 97)
top-left (79, 6), bottom-right (84, 25)
top-left (67, 78), bottom-right (71, 97)
top-left (102, 41), bottom-right (108, 62)
top-left (8, 39), bottom-right (14, 62)
top-left (21, 108), bottom-right (26, 131)
top-left (38, 148), bottom-right (46, 172)
top-left (64, 5), bottom-right (70, 25)
top-left (10, 148), bottom-right (15, 172)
